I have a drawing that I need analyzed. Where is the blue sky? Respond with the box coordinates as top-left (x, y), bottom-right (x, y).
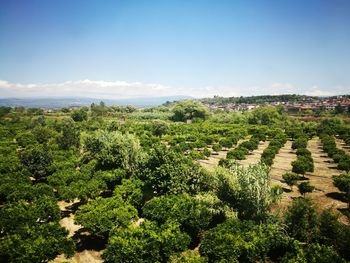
top-left (0, 0), bottom-right (349, 98)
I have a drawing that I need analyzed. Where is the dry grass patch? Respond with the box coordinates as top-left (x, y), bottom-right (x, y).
top-left (270, 139), bottom-right (348, 224)
top-left (269, 141), bottom-right (298, 213)
top-left (198, 139), bottom-right (248, 171)
top-left (305, 138), bottom-right (347, 216)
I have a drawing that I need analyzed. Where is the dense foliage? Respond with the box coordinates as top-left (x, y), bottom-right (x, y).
top-left (0, 103), bottom-right (349, 262)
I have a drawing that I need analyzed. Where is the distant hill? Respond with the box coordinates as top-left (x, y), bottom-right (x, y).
top-left (0, 96), bottom-right (193, 108)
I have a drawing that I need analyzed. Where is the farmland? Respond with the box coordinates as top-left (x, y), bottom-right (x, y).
top-left (1, 101), bottom-right (350, 262)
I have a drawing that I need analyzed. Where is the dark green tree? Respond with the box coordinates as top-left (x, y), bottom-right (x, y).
top-left (333, 173), bottom-right (350, 210)
top-left (282, 172), bottom-right (300, 191)
top-left (103, 220), bottom-right (190, 263)
top-left (71, 108), bottom-right (88, 122)
top-left (298, 181), bottom-right (315, 196)
top-left (75, 195), bottom-right (138, 236)
top-left (18, 144), bottom-right (53, 180)
top-left (200, 219), bottom-right (291, 262)
top-left (285, 197), bottom-right (318, 242)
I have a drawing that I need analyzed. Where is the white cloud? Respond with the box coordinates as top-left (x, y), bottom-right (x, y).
top-left (270, 82), bottom-right (296, 94)
top-left (304, 85), bottom-right (335, 97)
top-left (0, 79), bottom-right (347, 99)
top-left (0, 79), bottom-right (175, 99)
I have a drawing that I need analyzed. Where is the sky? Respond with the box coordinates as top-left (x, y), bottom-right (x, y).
top-left (0, 0), bottom-right (349, 99)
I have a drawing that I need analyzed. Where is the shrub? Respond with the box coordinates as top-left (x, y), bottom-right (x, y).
top-left (298, 182), bottom-right (315, 196)
top-left (226, 147), bottom-right (249, 160)
top-left (282, 172), bottom-right (300, 191)
top-left (292, 137), bottom-right (308, 149)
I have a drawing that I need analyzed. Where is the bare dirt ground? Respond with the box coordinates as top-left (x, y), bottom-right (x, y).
top-left (269, 141), bottom-right (299, 213)
top-left (237, 140), bottom-right (270, 168)
top-left (306, 138), bottom-right (347, 217)
top-left (198, 149), bottom-right (229, 171)
top-left (51, 200), bottom-right (103, 263)
top-left (336, 138), bottom-right (350, 155)
top-left (198, 139), bottom-right (248, 171)
top-left (271, 138), bottom-right (348, 223)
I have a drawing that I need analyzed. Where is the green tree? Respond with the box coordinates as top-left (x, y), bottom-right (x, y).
top-left (318, 208), bottom-right (350, 259)
top-left (200, 219), bottom-right (291, 263)
top-left (103, 220), bottom-right (190, 263)
top-left (0, 106), bottom-right (11, 117)
top-left (170, 250), bottom-right (207, 263)
top-left (0, 196), bottom-right (60, 233)
top-left (142, 194), bottom-right (214, 238)
top-left (285, 197), bottom-right (318, 242)
top-left (47, 161), bottom-right (108, 201)
top-left (171, 100), bottom-right (209, 122)
top-left (203, 147), bottom-right (211, 158)
top-left (71, 108), bottom-right (88, 122)
top-left (84, 130), bottom-right (142, 172)
top-left (226, 147), bottom-right (249, 160)
top-left (56, 120), bottom-right (80, 150)
top-left (292, 137), bottom-right (308, 149)
top-left (75, 195), bottom-right (138, 236)
top-left (0, 196), bottom-right (74, 263)
top-left (283, 172), bottom-right (300, 191)
top-left (333, 173), bottom-right (350, 210)
top-left (248, 106), bottom-right (284, 125)
top-left (212, 143), bottom-right (222, 152)
top-left (214, 164), bottom-right (282, 221)
top-left (281, 243), bottom-right (345, 263)
top-left (298, 181), bottom-right (315, 196)
top-left (292, 156), bottom-right (314, 177)
top-left (15, 131), bottom-right (36, 148)
top-left (338, 157), bottom-right (350, 172)
top-left (32, 125), bottom-right (55, 144)
top-left (18, 144), bottom-right (53, 180)
top-left (151, 120), bottom-right (169, 137)
top-left (113, 178), bottom-right (144, 209)
top-left (0, 223), bottom-right (75, 263)
top-left (140, 145), bottom-right (210, 196)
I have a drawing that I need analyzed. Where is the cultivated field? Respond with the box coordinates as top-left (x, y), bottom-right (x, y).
top-left (237, 140), bottom-right (270, 167)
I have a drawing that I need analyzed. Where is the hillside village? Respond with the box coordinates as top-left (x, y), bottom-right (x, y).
top-left (202, 95), bottom-right (350, 113)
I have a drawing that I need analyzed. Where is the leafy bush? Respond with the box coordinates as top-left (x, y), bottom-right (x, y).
top-left (292, 136), bottom-right (308, 149)
top-left (298, 181), bottom-right (315, 196)
top-left (333, 173), bottom-right (350, 209)
top-left (103, 220), bottom-right (190, 262)
top-left (71, 109), bottom-right (88, 122)
top-left (75, 196), bottom-right (138, 236)
top-left (282, 172), bottom-right (300, 191)
top-left (200, 219), bottom-right (291, 262)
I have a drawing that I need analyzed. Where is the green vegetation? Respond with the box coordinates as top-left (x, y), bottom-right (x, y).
top-left (320, 134), bottom-right (350, 172)
top-left (0, 102), bottom-right (349, 262)
top-left (291, 134), bottom-right (314, 178)
top-left (333, 173), bottom-right (350, 210)
top-left (261, 132), bottom-right (287, 166)
top-left (282, 172), bottom-right (300, 191)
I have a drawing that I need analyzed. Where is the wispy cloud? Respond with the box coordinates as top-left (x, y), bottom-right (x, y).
top-left (304, 86), bottom-right (335, 96)
top-left (0, 79), bottom-right (174, 99)
top-left (0, 79), bottom-right (347, 99)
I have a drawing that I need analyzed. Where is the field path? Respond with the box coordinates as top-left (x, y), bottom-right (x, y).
top-left (305, 138), bottom-right (348, 222)
top-left (336, 138), bottom-right (350, 155)
top-left (198, 139), bottom-right (248, 171)
top-left (271, 139), bottom-right (348, 223)
top-left (51, 200), bottom-right (103, 263)
top-left (198, 149), bottom-right (229, 171)
top-left (269, 141), bottom-right (299, 212)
